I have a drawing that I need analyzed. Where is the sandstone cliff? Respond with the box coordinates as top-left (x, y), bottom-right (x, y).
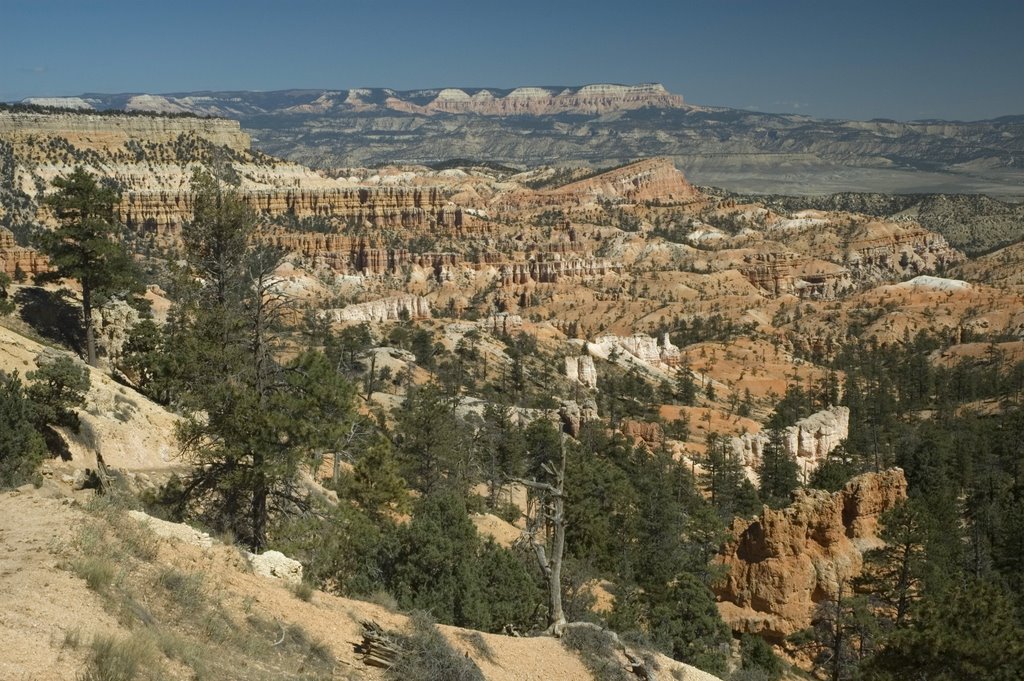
top-left (714, 468), bottom-right (908, 642)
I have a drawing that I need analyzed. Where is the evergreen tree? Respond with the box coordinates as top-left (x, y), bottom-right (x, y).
top-left (0, 272), bottom-right (14, 316)
top-left (646, 573), bottom-right (731, 675)
top-left (37, 167), bottom-right (141, 366)
top-left (676, 368), bottom-right (698, 406)
top-left (344, 436), bottom-right (409, 520)
top-left (480, 403), bottom-right (527, 508)
top-left (859, 579), bottom-right (1024, 681)
top-left (390, 491), bottom-right (538, 631)
top-left (393, 384), bottom-right (475, 494)
top-left (758, 427), bottom-right (800, 506)
top-left (702, 433), bottom-right (760, 519)
top-left (0, 373), bottom-right (47, 489)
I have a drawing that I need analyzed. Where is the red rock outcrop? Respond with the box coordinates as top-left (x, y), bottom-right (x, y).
top-left (714, 468), bottom-right (908, 642)
top-left (620, 419), bottom-right (665, 446)
top-left (552, 157), bottom-right (702, 204)
top-left (0, 228), bottom-right (49, 278)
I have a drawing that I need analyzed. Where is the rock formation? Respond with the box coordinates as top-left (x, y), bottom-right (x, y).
top-left (620, 419), bottom-right (665, 446)
top-left (714, 468), bottom-right (908, 641)
top-left (549, 157), bottom-right (702, 205)
top-left (845, 224), bottom-right (964, 282)
top-left (247, 550), bottom-right (303, 585)
top-left (565, 355), bottom-right (598, 389)
top-left (0, 111), bottom-right (250, 150)
top-left (589, 333), bottom-right (681, 369)
top-left (739, 252), bottom-right (853, 300)
top-left (558, 398), bottom-right (599, 436)
top-left (731, 406), bottom-right (850, 477)
top-left (0, 228), bottom-right (48, 278)
top-left (322, 295), bottom-right (431, 323)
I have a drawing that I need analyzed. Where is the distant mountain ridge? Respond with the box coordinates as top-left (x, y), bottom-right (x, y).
top-left (19, 84), bottom-right (1024, 196)
top-left (24, 83), bottom-right (687, 118)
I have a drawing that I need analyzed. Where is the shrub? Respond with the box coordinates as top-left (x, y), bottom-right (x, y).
top-left (79, 632), bottom-right (157, 681)
top-left (561, 625), bottom-right (632, 681)
top-left (387, 612), bottom-right (484, 681)
top-left (72, 556), bottom-right (115, 592)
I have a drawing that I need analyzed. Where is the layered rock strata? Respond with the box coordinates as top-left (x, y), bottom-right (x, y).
top-left (0, 112), bottom-right (250, 151)
top-left (739, 252), bottom-right (853, 300)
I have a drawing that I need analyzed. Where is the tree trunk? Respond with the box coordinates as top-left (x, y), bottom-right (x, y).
top-left (547, 437), bottom-right (567, 635)
top-left (251, 466), bottom-right (268, 552)
top-left (516, 434), bottom-right (569, 636)
top-left (82, 286), bottom-right (97, 367)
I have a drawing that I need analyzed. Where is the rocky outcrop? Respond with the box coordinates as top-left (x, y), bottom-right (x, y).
top-left (498, 256), bottom-right (623, 285)
top-left (127, 510), bottom-right (215, 548)
top-left (480, 312), bottom-right (523, 335)
top-left (322, 295), bottom-right (431, 323)
top-left (731, 406), bottom-right (850, 477)
top-left (123, 186), bottom-right (463, 235)
top-left (565, 355), bottom-right (598, 390)
top-left (620, 419), bottom-right (664, 446)
top-left (739, 252), bottom-right (853, 300)
top-left (558, 398), bottom-right (599, 436)
top-left (589, 333), bottom-right (681, 368)
top-left (246, 550), bottom-right (303, 585)
top-left (0, 228), bottom-right (48, 278)
top-left (714, 468), bottom-right (908, 641)
top-left (497, 256), bottom-right (622, 284)
top-left (550, 158), bottom-right (702, 205)
top-left (845, 224), bottom-right (964, 283)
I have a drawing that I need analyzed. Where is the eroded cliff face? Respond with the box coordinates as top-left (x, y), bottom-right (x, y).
top-left (0, 228), bottom-right (48, 277)
top-left (714, 469), bottom-right (908, 642)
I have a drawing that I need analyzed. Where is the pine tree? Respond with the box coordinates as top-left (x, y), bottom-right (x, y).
top-left (0, 373), bottom-right (47, 489)
top-left (759, 427), bottom-right (800, 506)
top-left (676, 368), bottom-right (698, 406)
top-left (0, 273), bottom-right (14, 316)
top-left (37, 167), bottom-right (141, 366)
top-left (702, 433), bottom-right (760, 519)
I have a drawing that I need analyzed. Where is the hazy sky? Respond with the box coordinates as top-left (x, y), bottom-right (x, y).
top-left (2, 0), bottom-right (1022, 121)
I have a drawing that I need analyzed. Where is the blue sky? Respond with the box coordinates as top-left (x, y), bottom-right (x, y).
top-left (2, 0), bottom-right (1022, 121)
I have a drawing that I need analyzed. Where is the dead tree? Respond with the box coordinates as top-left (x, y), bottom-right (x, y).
top-left (514, 433), bottom-right (568, 636)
